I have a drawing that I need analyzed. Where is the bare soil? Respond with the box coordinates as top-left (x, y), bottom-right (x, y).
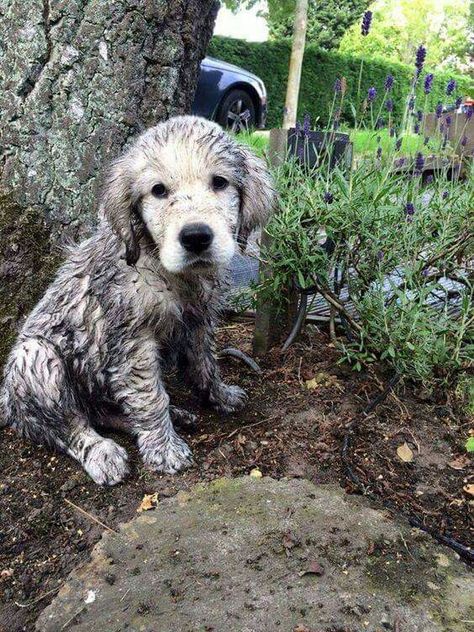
top-left (0, 321), bottom-right (472, 631)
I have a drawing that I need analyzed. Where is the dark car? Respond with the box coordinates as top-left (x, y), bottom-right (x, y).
top-left (192, 57), bottom-right (267, 132)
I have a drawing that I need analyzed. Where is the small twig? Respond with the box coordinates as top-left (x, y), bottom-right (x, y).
top-left (296, 356), bottom-right (303, 385)
top-left (61, 606), bottom-right (86, 630)
top-left (226, 415), bottom-right (279, 440)
top-left (14, 585), bottom-right (61, 608)
top-left (64, 498), bottom-right (119, 535)
top-left (120, 588), bottom-right (131, 602)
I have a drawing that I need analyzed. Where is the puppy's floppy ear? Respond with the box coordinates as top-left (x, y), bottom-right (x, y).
top-left (238, 146), bottom-right (276, 249)
top-left (101, 157), bottom-right (140, 265)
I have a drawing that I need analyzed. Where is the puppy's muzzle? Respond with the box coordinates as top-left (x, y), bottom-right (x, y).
top-left (179, 223), bottom-right (214, 255)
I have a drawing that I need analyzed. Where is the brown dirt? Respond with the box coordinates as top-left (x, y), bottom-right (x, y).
top-left (0, 320), bottom-right (472, 631)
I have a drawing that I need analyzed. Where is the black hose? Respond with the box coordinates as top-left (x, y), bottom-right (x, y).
top-left (219, 348), bottom-right (263, 374)
top-left (341, 373), bottom-right (474, 564)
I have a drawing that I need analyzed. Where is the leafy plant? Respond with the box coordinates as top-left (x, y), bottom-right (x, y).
top-left (253, 37), bottom-right (474, 391)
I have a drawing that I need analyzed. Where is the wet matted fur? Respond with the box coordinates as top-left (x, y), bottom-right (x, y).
top-left (1, 116), bottom-right (275, 485)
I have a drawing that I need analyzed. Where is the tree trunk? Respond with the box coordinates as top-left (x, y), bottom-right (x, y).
top-left (282, 0), bottom-right (308, 129)
top-left (0, 0), bottom-right (218, 365)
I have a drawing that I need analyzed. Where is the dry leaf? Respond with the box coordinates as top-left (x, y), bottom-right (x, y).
top-left (137, 492), bottom-right (159, 512)
top-left (250, 468), bottom-right (262, 479)
top-left (448, 455), bottom-right (470, 470)
top-left (397, 442), bottom-right (414, 463)
top-left (463, 484), bottom-right (474, 496)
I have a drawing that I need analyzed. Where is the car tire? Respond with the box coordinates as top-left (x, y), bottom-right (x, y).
top-left (217, 89), bottom-right (256, 133)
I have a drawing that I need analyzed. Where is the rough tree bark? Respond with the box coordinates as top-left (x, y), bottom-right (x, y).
top-left (0, 0), bottom-right (218, 364)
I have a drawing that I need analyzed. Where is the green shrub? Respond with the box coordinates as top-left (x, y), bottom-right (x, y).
top-left (208, 36), bottom-right (473, 129)
top-left (248, 59), bottom-right (474, 390)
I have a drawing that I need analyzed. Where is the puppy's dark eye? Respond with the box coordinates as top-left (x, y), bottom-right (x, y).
top-left (151, 183), bottom-right (168, 198)
top-left (212, 175), bottom-right (229, 191)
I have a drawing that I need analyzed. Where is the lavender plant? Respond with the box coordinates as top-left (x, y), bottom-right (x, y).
top-left (256, 37), bottom-right (474, 390)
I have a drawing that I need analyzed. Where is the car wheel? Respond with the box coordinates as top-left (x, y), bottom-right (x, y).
top-left (217, 89), bottom-right (256, 133)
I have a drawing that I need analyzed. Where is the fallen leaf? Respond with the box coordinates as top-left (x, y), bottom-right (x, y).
top-left (137, 492), bottom-right (159, 512)
top-left (448, 455), bottom-right (470, 470)
top-left (249, 467), bottom-right (262, 479)
top-left (463, 484), bottom-right (474, 496)
top-left (396, 442), bottom-right (414, 463)
top-left (304, 372), bottom-right (339, 390)
top-left (298, 560), bottom-right (325, 577)
top-left (465, 437), bottom-right (474, 453)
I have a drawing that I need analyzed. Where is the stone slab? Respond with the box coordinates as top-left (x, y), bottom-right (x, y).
top-left (36, 477), bottom-right (473, 632)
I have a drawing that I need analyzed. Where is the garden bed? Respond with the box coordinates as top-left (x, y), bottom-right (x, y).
top-left (0, 321), bottom-right (472, 631)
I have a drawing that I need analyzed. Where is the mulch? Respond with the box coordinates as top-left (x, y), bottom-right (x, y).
top-left (0, 319), bottom-right (472, 631)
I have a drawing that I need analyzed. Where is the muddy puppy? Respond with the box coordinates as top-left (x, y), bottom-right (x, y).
top-left (2, 116), bottom-right (275, 485)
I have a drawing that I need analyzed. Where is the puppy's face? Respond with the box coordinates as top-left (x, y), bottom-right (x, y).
top-left (138, 132), bottom-right (241, 273)
top-left (102, 116), bottom-right (275, 274)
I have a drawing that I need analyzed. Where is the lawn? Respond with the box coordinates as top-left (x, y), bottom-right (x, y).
top-left (241, 128), bottom-right (436, 157)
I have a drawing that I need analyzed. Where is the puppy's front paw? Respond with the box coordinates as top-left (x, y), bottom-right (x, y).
top-left (211, 384), bottom-right (248, 414)
top-left (139, 430), bottom-right (193, 475)
top-left (82, 438), bottom-right (129, 486)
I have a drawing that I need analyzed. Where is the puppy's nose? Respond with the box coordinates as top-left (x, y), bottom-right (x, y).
top-left (179, 223), bottom-right (214, 254)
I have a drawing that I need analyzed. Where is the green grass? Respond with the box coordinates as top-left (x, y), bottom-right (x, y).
top-left (349, 128), bottom-right (430, 156)
top-left (236, 129), bottom-right (437, 158)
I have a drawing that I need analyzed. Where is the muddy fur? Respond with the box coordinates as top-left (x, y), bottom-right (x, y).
top-left (1, 116), bottom-right (275, 485)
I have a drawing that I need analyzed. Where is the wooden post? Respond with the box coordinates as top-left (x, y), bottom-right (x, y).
top-left (282, 0), bottom-right (308, 130)
top-left (252, 129), bottom-right (288, 356)
top-left (253, 0), bottom-right (308, 355)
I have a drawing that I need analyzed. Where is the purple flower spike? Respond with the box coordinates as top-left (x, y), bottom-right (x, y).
top-left (361, 10), bottom-right (372, 36)
top-left (303, 113), bottom-right (311, 135)
top-left (368, 87), bottom-right (377, 102)
top-left (415, 45), bottom-right (427, 76)
top-left (395, 157), bottom-right (405, 167)
top-left (414, 123), bottom-right (420, 134)
top-left (426, 174), bottom-right (433, 184)
top-left (405, 202), bottom-right (415, 222)
top-left (446, 79), bottom-right (456, 96)
top-left (376, 146), bottom-right (382, 159)
top-left (417, 110), bottom-right (423, 122)
top-left (435, 102), bottom-right (443, 118)
top-left (385, 99), bottom-right (393, 112)
top-left (324, 191), bottom-right (334, 204)
top-left (384, 74), bottom-right (394, 91)
top-left (414, 152), bottom-right (424, 174)
top-left (424, 73), bottom-right (434, 94)
top-left (446, 115), bottom-right (452, 127)
top-left (395, 138), bottom-right (402, 151)
top-left (408, 95), bottom-right (415, 111)
top-left (466, 108), bottom-right (473, 120)
top-left (455, 96), bottom-right (462, 109)
top-left (389, 127), bottom-right (396, 137)
top-left (377, 250), bottom-right (384, 261)
top-left (461, 135), bottom-right (468, 147)
top-left (334, 78), bottom-right (342, 94)
top-left (424, 136), bottom-right (430, 145)
top-left (442, 190), bottom-right (449, 199)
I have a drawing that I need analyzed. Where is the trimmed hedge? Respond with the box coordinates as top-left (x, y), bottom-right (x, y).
top-left (208, 36), bottom-right (473, 129)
